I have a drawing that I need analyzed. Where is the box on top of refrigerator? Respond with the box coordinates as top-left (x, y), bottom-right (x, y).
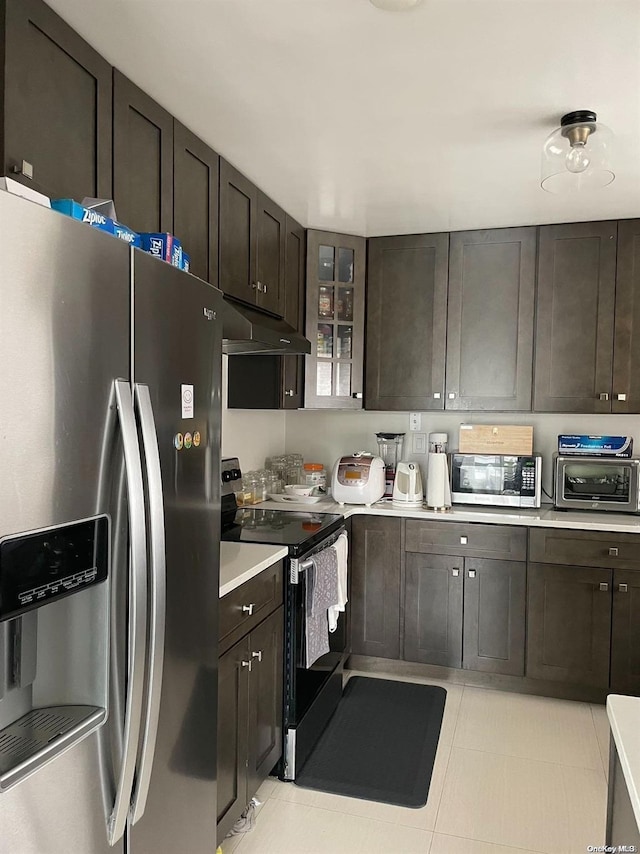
top-left (140, 232), bottom-right (182, 266)
top-left (50, 198), bottom-right (114, 234)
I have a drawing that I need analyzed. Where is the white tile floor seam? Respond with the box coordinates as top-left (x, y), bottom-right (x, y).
top-left (221, 676), bottom-right (609, 854)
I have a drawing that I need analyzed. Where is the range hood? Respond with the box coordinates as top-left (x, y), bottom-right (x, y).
top-left (222, 299), bottom-right (311, 355)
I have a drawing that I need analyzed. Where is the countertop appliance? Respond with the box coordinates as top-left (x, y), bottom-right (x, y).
top-left (221, 459), bottom-right (346, 782)
top-left (376, 433), bottom-right (405, 499)
top-left (392, 462), bottom-right (424, 508)
top-left (332, 453), bottom-right (385, 505)
top-left (450, 453), bottom-right (542, 508)
top-left (1, 192), bottom-right (222, 854)
top-left (554, 455), bottom-right (640, 513)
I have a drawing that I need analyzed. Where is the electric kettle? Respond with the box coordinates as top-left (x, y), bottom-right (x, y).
top-left (392, 461), bottom-right (424, 508)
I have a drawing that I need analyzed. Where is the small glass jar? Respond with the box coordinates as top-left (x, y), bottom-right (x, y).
top-left (285, 465), bottom-right (302, 486)
top-left (302, 462), bottom-right (327, 495)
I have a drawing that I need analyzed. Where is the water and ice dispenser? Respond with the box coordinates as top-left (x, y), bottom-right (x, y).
top-left (0, 516), bottom-right (110, 791)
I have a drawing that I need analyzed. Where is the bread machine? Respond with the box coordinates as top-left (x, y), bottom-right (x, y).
top-left (331, 453), bottom-right (385, 506)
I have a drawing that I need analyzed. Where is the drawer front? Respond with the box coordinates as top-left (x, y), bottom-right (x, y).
top-left (529, 529), bottom-right (640, 570)
top-left (405, 521), bottom-right (527, 562)
top-left (219, 561), bottom-right (284, 653)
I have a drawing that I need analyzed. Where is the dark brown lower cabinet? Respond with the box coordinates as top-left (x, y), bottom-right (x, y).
top-left (403, 554), bottom-right (525, 675)
top-left (526, 563), bottom-right (612, 689)
top-left (611, 569), bottom-right (640, 695)
top-left (216, 605), bottom-right (284, 844)
top-left (404, 553), bottom-right (463, 667)
top-left (350, 516), bottom-right (401, 659)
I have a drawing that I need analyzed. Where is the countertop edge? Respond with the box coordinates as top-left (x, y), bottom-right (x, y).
top-left (607, 694), bottom-right (640, 832)
top-left (219, 543), bottom-right (289, 598)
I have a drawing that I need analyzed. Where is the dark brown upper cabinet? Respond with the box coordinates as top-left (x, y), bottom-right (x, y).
top-left (612, 219), bottom-right (640, 413)
top-left (219, 158), bottom-right (285, 316)
top-left (534, 221), bottom-right (617, 413)
top-left (305, 230), bottom-right (366, 409)
top-left (446, 227), bottom-right (536, 411)
top-left (282, 215), bottom-right (306, 408)
top-left (113, 70), bottom-right (173, 234)
top-left (366, 233), bottom-right (448, 411)
top-left (173, 121), bottom-right (219, 285)
top-left (1, 0), bottom-right (112, 201)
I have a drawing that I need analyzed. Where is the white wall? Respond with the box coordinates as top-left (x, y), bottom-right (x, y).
top-left (221, 355), bottom-right (286, 470)
top-left (284, 409), bottom-right (640, 503)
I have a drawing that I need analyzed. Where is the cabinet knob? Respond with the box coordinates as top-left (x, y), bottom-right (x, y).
top-left (460, 536), bottom-right (468, 545)
top-left (468, 569), bottom-right (476, 579)
top-left (599, 582), bottom-right (609, 592)
top-left (452, 568), bottom-right (460, 577)
top-left (352, 392), bottom-right (363, 399)
top-left (241, 659), bottom-right (253, 671)
top-left (609, 547), bottom-right (619, 557)
top-left (285, 389), bottom-right (295, 397)
top-left (619, 583), bottom-right (629, 593)
top-left (433, 392), bottom-right (441, 400)
top-left (598, 392), bottom-right (610, 401)
top-left (251, 282), bottom-right (258, 290)
top-left (615, 393), bottom-right (627, 401)
top-left (447, 392), bottom-right (456, 400)
top-left (13, 160), bottom-right (33, 180)
top-left (242, 603), bottom-right (255, 615)
top-left (251, 650), bottom-right (263, 662)
top-left (262, 283), bottom-right (268, 294)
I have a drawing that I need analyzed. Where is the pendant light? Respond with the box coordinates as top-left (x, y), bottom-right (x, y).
top-left (369, 0), bottom-right (423, 10)
top-left (541, 110), bottom-right (615, 193)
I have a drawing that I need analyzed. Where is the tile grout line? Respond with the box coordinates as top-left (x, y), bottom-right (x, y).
top-left (430, 830), bottom-right (548, 854)
top-left (429, 684), bottom-right (465, 834)
top-left (589, 703), bottom-right (609, 780)
top-left (444, 742), bottom-right (607, 775)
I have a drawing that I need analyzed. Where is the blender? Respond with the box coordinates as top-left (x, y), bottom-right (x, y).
top-left (376, 433), bottom-right (405, 499)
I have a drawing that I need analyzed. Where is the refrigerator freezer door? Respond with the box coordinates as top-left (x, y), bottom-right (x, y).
top-left (0, 193), bottom-right (129, 853)
top-left (130, 252), bottom-right (222, 854)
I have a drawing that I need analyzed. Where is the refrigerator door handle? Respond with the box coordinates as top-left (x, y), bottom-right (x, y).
top-left (130, 383), bottom-right (167, 825)
top-left (108, 380), bottom-right (149, 845)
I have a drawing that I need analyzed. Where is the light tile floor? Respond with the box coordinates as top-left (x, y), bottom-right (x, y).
top-left (222, 669), bottom-right (609, 854)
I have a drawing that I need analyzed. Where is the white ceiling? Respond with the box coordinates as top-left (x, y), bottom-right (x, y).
top-left (47, 0), bottom-right (640, 236)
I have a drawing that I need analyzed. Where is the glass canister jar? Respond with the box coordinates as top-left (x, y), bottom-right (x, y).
top-left (302, 463), bottom-right (327, 495)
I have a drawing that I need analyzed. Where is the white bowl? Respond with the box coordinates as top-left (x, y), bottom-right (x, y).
top-left (284, 484), bottom-right (314, 497)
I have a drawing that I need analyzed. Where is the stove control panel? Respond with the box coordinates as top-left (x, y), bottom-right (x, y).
top-left (221, 457), bottom-right (242, 496)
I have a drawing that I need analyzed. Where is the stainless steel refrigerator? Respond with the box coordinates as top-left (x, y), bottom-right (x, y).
top-left (0, 191), bottom-right (222, 854)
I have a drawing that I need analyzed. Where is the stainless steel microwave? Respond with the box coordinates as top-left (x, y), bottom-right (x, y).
top-left (450, 453), bottom-right (542, 508)
top-left (554, 455), bottom-right (640, 513)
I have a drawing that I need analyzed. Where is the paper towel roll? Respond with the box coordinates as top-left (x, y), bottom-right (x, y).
top-left (426, 453), bottom-right (451, 509)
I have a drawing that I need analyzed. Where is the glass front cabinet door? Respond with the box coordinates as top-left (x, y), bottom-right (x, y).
top-left (304, 230), bottom-right (366, 408)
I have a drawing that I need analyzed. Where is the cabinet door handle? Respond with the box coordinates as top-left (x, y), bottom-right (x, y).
top-left (447, 392), bottom-right (456, 400)
top-left (609, 548), bottom-right (619, 557)
top-left (433, 392), bottom-right (441, 400)
top-left (352, 392), bottom-right (363, 399)
top-left (619, 583), bottom-right (629, 593)
top-left (599, 582), bottom-right (609, 592)
top-left (13, 160), bottom-right (33, 180)
top-left (285, 389), bottom-right (295, 397)
top-left (452, 568), bottom-right (460, 577)
top-left (460, 536), bottom-right (468, 545)
top-left (242, 603), bottom-right (255, 615)
top-left (251, 282), bottom-right (258, 290)
top-left (615, 393), bottom-right (627, 401)
top-left (598, 392), bottom-right (610, 401)
top-left (241, 660), bottom-right (253, 671)
top-left (262, 283), bottom-right (268, 294)
top-left (251, 650), bottom-right (263, 662)
top-left (468, 569), bottom-right (476, 579)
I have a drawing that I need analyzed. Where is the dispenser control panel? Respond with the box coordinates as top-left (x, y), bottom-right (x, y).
top-left (0, 516), bottom-right (109, 621)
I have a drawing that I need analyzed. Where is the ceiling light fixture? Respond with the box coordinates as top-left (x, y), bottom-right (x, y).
top-left (541, 110), bottom-right (615, 193)
top-left (369, 0), bottom-right (424, 11)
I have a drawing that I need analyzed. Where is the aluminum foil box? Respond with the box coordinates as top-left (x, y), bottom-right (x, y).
top-left (558, 435), bottom-right (634, 457)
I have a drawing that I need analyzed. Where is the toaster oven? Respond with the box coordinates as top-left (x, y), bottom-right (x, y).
top-left (554, 455), bottom-right (640, 513)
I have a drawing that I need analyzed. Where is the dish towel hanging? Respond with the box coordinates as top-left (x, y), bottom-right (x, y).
top-left (305, 545), bottom-right (339, 668)
top-left (328, 532), bottom-right (348, 633)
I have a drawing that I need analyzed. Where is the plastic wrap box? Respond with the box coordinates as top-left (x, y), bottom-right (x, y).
top-left (558, 435), bottom-right (634, 457)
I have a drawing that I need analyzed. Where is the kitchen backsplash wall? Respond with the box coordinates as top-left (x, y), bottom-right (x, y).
top-left (221, 356), bottom-right (286, 470)
top-left (284, 410), bottom-right (640, 502)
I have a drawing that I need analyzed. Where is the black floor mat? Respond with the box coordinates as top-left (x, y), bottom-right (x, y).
top-left (295, 676), bottom-right (446, 808)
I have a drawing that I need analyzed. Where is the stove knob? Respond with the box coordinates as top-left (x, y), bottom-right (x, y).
top-left (222, 470), bottom-right (232, 483)
top-left (231, 469), bottom-right (242, 480)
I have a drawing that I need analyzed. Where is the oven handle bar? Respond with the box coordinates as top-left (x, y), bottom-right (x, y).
top-left (290, 526), bottom-right (347, 584)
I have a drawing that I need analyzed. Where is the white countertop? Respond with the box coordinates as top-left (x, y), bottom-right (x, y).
top-left (220, 542), bottom-right (288, 598)
top-left (254, 498), bottom-right (640, 534)
top-left (608, 695), bottom-right (640, 830)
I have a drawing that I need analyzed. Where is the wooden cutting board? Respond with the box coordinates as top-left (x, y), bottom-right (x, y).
top-left (458, 424), bottom-right (534, 455)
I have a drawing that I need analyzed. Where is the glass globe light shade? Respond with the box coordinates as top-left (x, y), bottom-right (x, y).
top-left (369, 0), bottom-right (423, 10)
top-left (541, 112), bottom-right (614, 193)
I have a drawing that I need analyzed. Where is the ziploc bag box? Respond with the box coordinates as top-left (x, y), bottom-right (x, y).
top-left (171, 240), bottom-right (182, 268)
top-left (140, 233), bottom-right (180, 264)
top-left (113, 221), bottom-right (141, 247)
top-left (181, 252), bottom-right (190, 273)
top-left (558, 435), bottom-right (634, 457)
top-left (51, 199), bottom-right (114, 234)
